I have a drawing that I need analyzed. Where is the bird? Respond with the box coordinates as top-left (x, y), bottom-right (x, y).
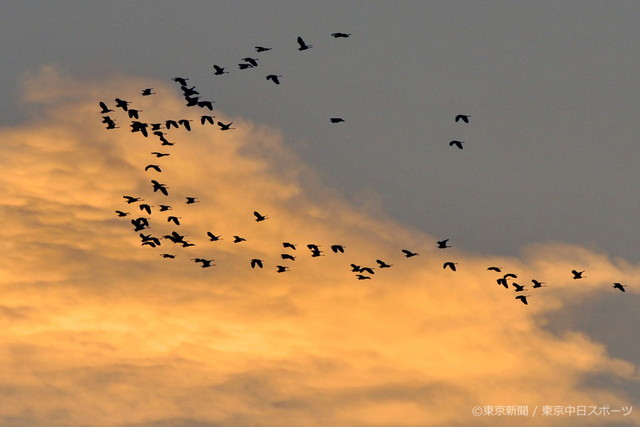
top-left (151, 180), bottom-right (169, 196)
top-left (359, 267), bottom-right (375, 275)
top-left (238, 63), bottom-right (254, 70)
top-left (165, 119), bottom-right (179, 129)
top-left (242, 57), bottom-right (259, 67)
top-left (281, 254), bottom-right (296, 261)
top-left (158, 205), bottom-right (172, 212)
top-left (151, 152), bottom-right (170, 158)
top-left (401, 249), bottom-right (419, 258)
top-left (331, 32), bottom-right (351, 38)
top-left (139, 204), bottom-right (153, 215)
top-left (255, 46), bottom-right (272, 52)
top-left (141, 88), bottom-right (155, 96)
top-left (297, 36), bottom-right (312, 50)
top-left (449, 140), bottom-right (464, 149)
top-left (201, 115), bottom-right (215, 125)
top-left (250, 259), bottom-right (264, 269)
top-left (185, 197), bottom-right (199, 204)
top-left (531, 279), bottom-right (546, 288)
top-left (266, 74), bottom-right (282, 85)
top-left (145, 164), bottom-right (162, 172)
top-left (512, 283), bottom-right (525, 292)
top-left (198, 100), bottom-right (214, 110)
top-left (233, 235), bottom-right (246, 243)
top-left (192, 258), bottom-right (214, 268)
top-left (114, 98), bottom-right (130, 111)
top-left (356, 274), bottom-right (371, 280)
top-left (115, 210), bottom-right (130, 217)
top-left (172, 77), bottom-right (189, 86)
top-left (350, 264), bottom-right (361, 272)
top-left (178, 119), bottom-right (193, 131)
top-left (123, 196), bottom-right (143, 204)
top-left (181, 241), bottom-right (196, 248)
top-left (167, 216), bottom-right (181, 225)
top-left (128, 109), bottom-right (142, 119)
top-left (455, 115), bottom-right (470, 123)
top-left (571, 270), bottom-right (585, 279)
top-left (276, 265), bottom-right (289, 273)
top-left (487, 266), bottom-right (502, 272)
top-left (282, 242), bottom-right (297, 250)
top-left (613, 282), bottom-right (626, 292)
top-left (497, 278), bottom-right (509, 289)
top-left (437, 239), bottom-right (451, 249)
top-left (503, 273), bottom-right (518, 280)
top-left (99, 102), bottom-right (113, 114)
top-left (253, 211), bottom-right (268, 222)
top-left (218, 121), bottom-right (235, 131)
top-left (330, 245), bottom-right (345, 253)
top-left (515, 295), bottom-right (530, 305)
top-left (103, 117), bottom-right (118, 129)
top-left (131, 217), bottom-right (150, 232)
top-left (307, 244), bottom-right (320, 253)
top-left (181, 85), bottom-right (199, 97)
top-left (213, 65), bottom-right (228, 75)
top-left (150, 123), bottom-right (163, 131)
top-left (130, 121), bottom-right (149, 137)
top-left (330, 118), bottom-right (345, 123)
top-left (163, 231), bottom-right (186, 244)
top-left (443, 262), bottom-right (458, 271)
top-left (376, 259), bottom-right (392, 268)
top-left (185, 96), bottom-right (200, 107)
top-left (207, 232), bottom-right (222, 241)
top-left (140, 233), bottom-right (161, 248)
top-left (160, 254), bottom-right (175, 259)
top-left (156, 134), bottom-right (174, 146)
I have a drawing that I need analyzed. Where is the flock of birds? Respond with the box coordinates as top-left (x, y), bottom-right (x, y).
top-left (100, 33), bottom-right (628, 306)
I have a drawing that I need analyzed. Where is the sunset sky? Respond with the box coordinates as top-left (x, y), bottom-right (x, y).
top-left (1, 2), bottom-right (639, 426)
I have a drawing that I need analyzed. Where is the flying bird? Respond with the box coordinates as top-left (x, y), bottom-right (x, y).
top-left (114, 98), bottom-right (130, 111)
top-left (455, 115), bottom-right (470, 123)
top-left (165, 120), bottom-right (179, 129)
top-left (297, 36), bottom-right (312, 50)
top-left (571, 270), bottom-right (585, 279)
top-left (359, 267), bottom-right (375, 275)
top-left (350, 264), bottom-right (361, 272)
top-left (145, 164), bottom-right (162, 172)
top-left (198, 100), bottom-right (214, 110)
top-left (167, 216), bottom-right (181, 225)
top-left (255, 46), bottom-right (272, 52)
top-left (331, 32), bottom-right (351, 38)
top-left (376, 259), bottom-right (392, 268)
top-left (192, 258), bottom-right (214, 268)
top-left (201, 115), bottom-right (215, 125)
top-left (233, 235), bottom-right (246, 243)
top-left (218, 121), bottom-right (235, 131)
top-left (99, 102), bottom-right (113, 114)
top-left (330, 245), bottom-right (345, 253)
top-left (330, 117), bottom-right (345, 123)
top-left (449, 140), bottom-right (464, 149)
top-left (512, 283), bottom-right (525, 292)
top-left (242, 57), bottom-right (259, 67)
top-left (613, 282), bottom-right (626, 292)
top-left (131, 217), bottom-right (150, 231)
top-left (185, 197), bottom-right (199, 204)
top-left (160, 254), bottom-right (175, 259)
top-left (497, 278), bottom-right (509, 289)
top-left (401, 249), bottom-right (419, 258)
top-left (163, 231), bottom-right (186, 244)
top-left (531, 279), bottom-right (546, 288)
top-left (213, 65), bottom-right (228, 75)
top-left (253, 211), bottom-right (268, 222)
top-left (250, 259), bottom-right (264, 269)
top-left (356, 275), bottom-right (371, 280)
top-left (172, 77), bottom-right (189, 86)
top-left (123, 196), bottom-right (143, 204)
top-left (151, 180), bottom-right (169, 196)
top-left (178, 119), bottom-right (193, 131)
top-left (282, 242), bottom-right (297, 250)
top-left (276, 265), bottom-right (289, 273)
top-left (115, 210), bottom-right (130, 217)
top-left (151, 152), bottom-right (170, 158)
top-left (503, 273), bottom-right (518, 280)
top-left (128, 109), bottom-right (142, 119)
top-left (281, 254), bottom-right (296, 261)
top-left (181, 85), bottom-right (199, 97)
top-left (139, 203), bottom-right (153, 215)
top-left (141, 88), bottom-right (155, 96)
top-left (158, 205), bottom-right (172, 212)
top-left (487, 266), bottom-right (502, 272)
top-left (266, 74), bottom-right (282, 85)
top-left (437, 239), bottom-right (451, 249)
top-left (515, 295), bottom-right (530, 305)
top-left (207, 232), bottom-right (222, 241)
top-left (238, 63), bottom-right (254, 70)
top-left (443, 262), bottom-right (458, 271)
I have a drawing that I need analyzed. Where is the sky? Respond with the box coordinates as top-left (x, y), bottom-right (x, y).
top-left (0, 1), bottom-right (639, 426)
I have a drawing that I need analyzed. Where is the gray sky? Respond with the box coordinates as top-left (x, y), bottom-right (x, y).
top-left (1, 2), bottom-right (639, 426)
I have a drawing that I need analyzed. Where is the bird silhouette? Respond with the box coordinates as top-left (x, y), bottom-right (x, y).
top-left (515, 295), bottom-right (530, 305)
top-left (281, 253), bottom-right (296, 261)
top-left (359, 266), bottom-right (375, 275)
top-left (213, 65), bottom-right (228, 75)
top-left (250, 259), bottom-right (264, 269)
top-left (141, 88), bottom-right (155, 96)
top-left (185, 96), bottom-right (200, 107)
top-left (449, 140), bottom-right (464, 149)
top-left (282, 242), bottom-right (297, 250)
top-left (103, 117), bottom-right (118, 129)
top-left (276, 265), bottom-right (289, 273)
top-left (401, 249), bottom-right (419, 258)
top-left (198, 100), bottom-right (214, 110)
top-left (167, 216), bottom-right (181, 225)
top-left (497, 278), bottom-right (509, 289)
top-left (531, 279), bottom-right (546, 288)
top-left (512, 283), bottom-right (525, 292)
top-left (145, 164), bottom-right (162, 172)
top-left (151, 180), bottom-right (169, 196)
top-left (266, 74), bottom-right (282, 85)
top-left (123, 196), bottom-right (143, 204)
top-left (255, 46), bottom-right (272, 52)
top-left (207, 232), bottom-right (222, 241)
top-left (192, 258), bottom-right (214, 268)
top-left (165, 120), bottom-right (179, 129)
top-left (181, 85), bottom-right (199, 97)
top-left (178, 119), bottom-right (193, 131)
top-left (114, 98), bottom-right (130, 111)
top-left (218, 121), bottom-right (235, 131)
top-left (131, 217), bottom-right (150, 232)
top-left (331, 32), bottom-right (351, 38)
top-left (233, 235), bottom-right (246, 243)
top-left (297, 36), bottom-right (312, 50)
top-left (99, 102), bottom-right (113, 114)
top-left (185, 197), bottom-right (199, 204)
top-left (571, 270), bottom-right (585, 279)
top-left (238, 63), bottom-right (254, 70)
top-left (163, 231), bottom-right (186, 244)
top-left (487, 266), bottom-right (502, 272)
top-left (115, 210), bottom-right (130, 217)
top-left (160, 253), bottom-right (175, 259)
top-left (140, 233), bottom-right (161, 247)
top-left (254, 211), bottom-right (268, 222)
top-left (201, 115), bottom-right (215, 125)
top-left (503, 273), bottom-right (518, 280)
top-left (128, 109), bottom-right (142, 119)
top-left (151, 152), bottom-right (170, 158)
top-left (330, 245), bottom-right (345, 253)
top-left (613, 282), bottom-right (626, 292)
top-left (376, 259), bottom-right (392, 268)
top-left (330, 118), bottom-right (345, 123)
top-left (130, 121), bottom-right (149, 137)
top-left (437, 239), bottom-right (451, 249)
top-left (242, 57), bottom-right (259, 67)
top-left (172, 77), bottom-right (189, 86)
top-left (139, 204), bottom-right (153, 215)
top-left (307, 244), bottom-right (323, 257)
top-left (356, 274), bottom-right (371, 280)
top-left (443, 262), bottom-right (458, 271)
top-left (158, 205), bottom-right (172, 212)
top-left (455, 115), bottom-right (470, 123)
top-left (350, 264), bottom-right (361, 272)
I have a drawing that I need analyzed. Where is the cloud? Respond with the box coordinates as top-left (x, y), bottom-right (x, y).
top-left (0, 66), bottom-right (638, 426)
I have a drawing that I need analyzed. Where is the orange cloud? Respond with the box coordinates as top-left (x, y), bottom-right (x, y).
top-left (0, 66), bottom-right (637, 426)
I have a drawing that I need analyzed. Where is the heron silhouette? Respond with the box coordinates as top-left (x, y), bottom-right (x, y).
top-left (515, 295), bottom-right (530, 305)
top-left (99, 102), bottom-right (113, 114)
top-left (356, 274), bottom-right (371, 280)
top-left (531, 279), bottom-right (546, 288)
top-left (158, 205), bottom-right (172, 212)
top-left (331, 32), bottom-right (351, 38)
top-left (437, 239), bottom-right (451, 249)
top-left (401, 249), bottom-right (418, 258)
top-left (443, 262), bottom-right (458, 271)
top-left (512, 283), bottom-right (525, 292)
top-left (254, 211), bottom-right (268, 222)
top-left (449, 140), bottom-right (464, 149)
top-left (192, 258), bottom-right (214, 268)
top-left (160, 254), bottom-right (175, 259)
top-left (207, 232), bottom-right (222, 241)
top-left (281, 254), bottom-right (296, 261)
top-left (571, 270), bottom-right (585, 279)
top-left (613, 282), bottom-right (626, 292)
top-left (213, 65), bottom-right (228, 75)
top-left (487, 266), bottom-right (502, 272)
top-left (331, 245), bottom-right (345, 253)
top-left (455, 115), bottom-right (470, 123)
top-left (218, 122), bottom-right (235, 131)
top-left (238, 63), bottom-right (254, 70)
top-left (283, 242), bottom-right (297, 250)
top-left (255, 46), bottom-right (272, 52)
top-left (151, 152), bottom-right (170, 158)
top-left (330, 118), bottom-right (345, 123)
top-left (178, 119), bottom-right (193, 131)
top-left (250, 259), bottom-right (264, 269)
top-left (139, 204), bottom-right (152, 215)
top-left (167, 216), bottom-right (181, 225)
top-left (276, 265), bottom-right (289, 273)
top-left (201, 115), bottom-right (215, 125)
top-left (266, 74), bottom-right (282, 85)
top-left (115, 210), bottom-right (130, 217)
top-left (123, 196), bottom-right (143, 204)
top-left (145, 164), bottom-right (162, 172)
top-left (359, 267), bottom-right (375, 275)
top-left (172, 77), bottom-right (189, 86)
top-left (151, 180), bottom-right (169, 196)
top-left (114, 98), bottom-right (130, 111)
top-left (297, 36), bottom-right (312, 50)
top-left (376, 259), bottom-right (392, 268)
top-left (141, 88), bottom-right (155, 96)
top-left (233, 235), bottom-right (246, 243)
top-left (185, 197), bottom-right (199, 204)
